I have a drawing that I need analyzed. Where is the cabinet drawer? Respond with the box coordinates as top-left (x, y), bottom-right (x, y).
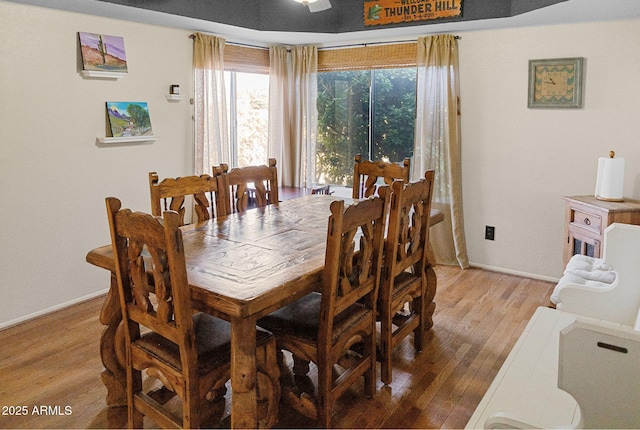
top-left (563, 196), bottom-right (640, 269)
top-left (570, 209), bottom-right (602, 233)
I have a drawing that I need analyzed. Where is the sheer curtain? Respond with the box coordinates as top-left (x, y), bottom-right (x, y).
top-left (413, 35), bottom-right (469, 268)
top-left (268, 45), bottom-right (318, 187)
top-left (193, 33), bottom-right (229, 175)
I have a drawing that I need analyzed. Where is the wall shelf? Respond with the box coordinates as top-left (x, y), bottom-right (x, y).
top-left (81, 70), bottom-right (127, 79)
top-left (165, 94), bottom-right (183, 102)
top-left (97, 135), bottom-right (158, 144)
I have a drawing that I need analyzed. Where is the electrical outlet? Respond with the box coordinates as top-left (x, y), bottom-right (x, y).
top-left (485, 226), bottom-right (495, 241)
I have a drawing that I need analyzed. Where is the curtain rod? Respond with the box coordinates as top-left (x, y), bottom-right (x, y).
top-left (320, 35), bottom-right (460, 51)
top-left (189, 34), bottom-right (269, 50)
top-left (189, 33), bottom-right (460, 50)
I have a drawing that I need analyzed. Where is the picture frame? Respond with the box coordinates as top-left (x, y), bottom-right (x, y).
top-left (106, 102), bottom-right (153, 138)
top-left (79, 32), bottom-right (128, 73)
top-left (528, 57), bottom-right (584, 108)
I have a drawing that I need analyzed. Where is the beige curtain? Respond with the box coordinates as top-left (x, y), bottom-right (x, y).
top-left (414, 35), bottom-right (469, 269)
top-left (193, 33), bottom-right (229, 175)
top-left (268, 45), bottom-right (318, 187)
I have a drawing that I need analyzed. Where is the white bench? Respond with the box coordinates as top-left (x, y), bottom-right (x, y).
top-left (465, 306), bottom-right (640, 429)
top-left (468, 223), bottom-right (640, 428)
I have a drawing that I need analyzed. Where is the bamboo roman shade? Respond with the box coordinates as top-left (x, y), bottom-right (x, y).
top-left (224, 44), bottom-right (270, 74)
top-left (211, 41), bottom-right (417, 73)
top-left (317, 43), bottom-right (417, 71)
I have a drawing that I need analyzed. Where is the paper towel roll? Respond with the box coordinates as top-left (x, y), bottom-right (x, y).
top-left (595, 156), bottom-right (625, 201)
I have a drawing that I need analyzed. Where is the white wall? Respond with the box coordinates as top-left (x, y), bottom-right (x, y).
top-left (459, 20), bottom-right (640, 280)
top-left (0, 1), bottom-right (194, 327)
top-left (2, 0), bottom-right (639, 327)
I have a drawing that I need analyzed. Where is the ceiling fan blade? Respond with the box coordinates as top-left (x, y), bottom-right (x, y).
top-left (308, 0), bottom-right (331, 12)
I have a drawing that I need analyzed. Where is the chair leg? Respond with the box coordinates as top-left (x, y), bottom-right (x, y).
top-left (413, 267), bottom-right (437, 352)
top-left (380, 306), bottom-right (394, 385)
top-left (128, 368), bottom-right (144, 428)
top-left (317, 358), bottom-right (333, 429)
top-left (364, 332), bottom-right (376, 398)
top-left (184, 388), bottom-right (201, 430)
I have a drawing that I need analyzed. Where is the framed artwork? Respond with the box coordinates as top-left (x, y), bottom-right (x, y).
top-left (79, 32), bottom-right (128, 73)
top-left (528, 57), bottom-right (584, 108)
top-left (106, 102), bottom-right (153, 137)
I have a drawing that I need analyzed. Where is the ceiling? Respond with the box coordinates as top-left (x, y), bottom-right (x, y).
top-left (6, 0), bottom-right (640, 47)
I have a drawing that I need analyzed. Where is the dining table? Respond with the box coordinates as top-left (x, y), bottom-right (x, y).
top-left (86, 193), bottom-right (443, 428)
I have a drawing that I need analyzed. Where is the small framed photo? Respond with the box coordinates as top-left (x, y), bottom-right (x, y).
top-left (528, 57), bottom-right (584, 108)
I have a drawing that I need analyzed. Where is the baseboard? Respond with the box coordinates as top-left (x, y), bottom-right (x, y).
top-left (469, 262), bottom-right (560, 284)
top-left (0, 288), bottom-right (109, 331)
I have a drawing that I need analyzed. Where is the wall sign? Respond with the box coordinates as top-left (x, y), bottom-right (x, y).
top-left (364, 0), bottom-right (462, 26)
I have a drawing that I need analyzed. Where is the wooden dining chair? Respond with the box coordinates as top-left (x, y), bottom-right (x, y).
top-left (148, 172), bottom-right (224, 225)
top-left (105, 197), bottom-right (280, 429)
top-left (215, 158), bottom-right (279, 214)
top-left (257, 190), bottom-right (390, 428)
top-left (352, 153), bottom-right (411, 199)
top-left (378, 170), bottom-right (436, 385)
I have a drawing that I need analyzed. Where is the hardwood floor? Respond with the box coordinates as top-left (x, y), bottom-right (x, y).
top-left (0, 266), bottom-right (555, 429)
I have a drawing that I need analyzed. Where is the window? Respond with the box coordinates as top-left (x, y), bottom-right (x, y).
top-left (315, 67), bottom-right (416, 187)
top-left (223, 44), bottom-right (270, 168)
top-left (315, 43), bottom-right (417, 189)
top-left (225, 71), bottom-right (269, 167)
top-left (218, 42), bottom-right (417, 184)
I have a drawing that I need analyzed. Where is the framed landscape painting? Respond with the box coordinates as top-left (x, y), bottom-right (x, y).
top-left (106, 102), bottom-right (153, 137)
top-left (79, 32), bottom-right (128, 73)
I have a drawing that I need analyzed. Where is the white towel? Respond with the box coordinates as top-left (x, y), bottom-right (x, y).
top-left (550, 271), bottom-right (616, 305)
top-left (564, 254), bottom-right (612, 274)
top-left (563, 254), bottom-right (615, 284)
top-left (569, 268), bottom-right (616, 284)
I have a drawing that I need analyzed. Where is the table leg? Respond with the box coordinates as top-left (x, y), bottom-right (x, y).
top-left (231, 315), bottom-right (258, 429)
top-left (99, 273), bottom-right (127, 406)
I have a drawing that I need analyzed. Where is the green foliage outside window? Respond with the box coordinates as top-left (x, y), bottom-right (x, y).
top-left (316, 68), bottom-right (416, 186)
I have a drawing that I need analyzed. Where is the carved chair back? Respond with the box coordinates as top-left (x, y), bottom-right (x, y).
top-left (321, 194), bottom-right (389, 342)
top-left (216, 158), bottom-right (279, 214)
top-left (352, 153), bottom-right (411, 199)
top-left (385, 171), bottom-right (436, 278)
top-left (149, 172), bottom-right (223, 225)
top-left (107, 198), bottom-right (193, 351)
